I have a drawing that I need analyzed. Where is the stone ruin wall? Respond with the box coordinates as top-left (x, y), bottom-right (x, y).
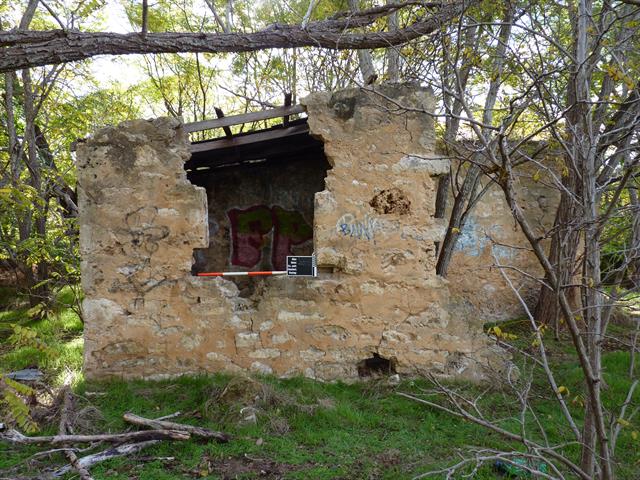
top-left (78, 85), bottom-right (511, 381)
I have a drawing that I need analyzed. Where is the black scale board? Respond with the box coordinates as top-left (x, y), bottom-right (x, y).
top-left (286, 256), bottom-right (317, 277)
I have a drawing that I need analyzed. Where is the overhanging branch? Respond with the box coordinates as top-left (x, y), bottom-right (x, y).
top-left (0, 0), bottom-right (472, 73)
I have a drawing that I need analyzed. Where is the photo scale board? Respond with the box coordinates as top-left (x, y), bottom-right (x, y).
top-left (286, 256), bottom-right (317, 277)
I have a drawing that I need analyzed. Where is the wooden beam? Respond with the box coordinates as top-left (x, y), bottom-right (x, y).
top-left (184, 104), bottom-right (305, 133)
top-left (283, 92), bottom-right (292, 126)
top-left (187, 153), bottom-right (325, 176)
top-left (190, 123), bottom-right (309, 153)
top-left (214, 107), bottom-right (233, 138)
top-left (187, 135), bottom-right (321, 170)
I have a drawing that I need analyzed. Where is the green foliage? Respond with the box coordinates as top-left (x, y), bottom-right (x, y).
top-left (0, 376), bottom-right (38, 433)
top-left (0, 286), bottom-right (83, 377)
top-left (8, 324), bottom-right (55, 360)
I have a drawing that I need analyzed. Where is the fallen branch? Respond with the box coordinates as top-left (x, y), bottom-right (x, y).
top-left (397, 391), bottom-right (591, 480)
top-left (52, 441), bottom-right (160, 478)
top-left (1, 428), bottom-right (190, 445)
top-left (58, 387), bottom-right (94, 480)
top-left (155, 411), bottom-right (182, 421)
top-left (123, 412), bottom-right (230, 443)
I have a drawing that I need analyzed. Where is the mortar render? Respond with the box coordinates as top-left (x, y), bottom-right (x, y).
top-left (78, 85), bottom-right (506, 381)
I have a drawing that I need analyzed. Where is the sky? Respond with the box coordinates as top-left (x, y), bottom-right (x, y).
top-left (91, 0), bottom-right (146, 88)
top-left (88, 0), bottom-right (242, 116)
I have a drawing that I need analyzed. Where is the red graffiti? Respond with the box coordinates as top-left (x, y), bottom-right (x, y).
top-left (228, 205), bottom-right (313, 270)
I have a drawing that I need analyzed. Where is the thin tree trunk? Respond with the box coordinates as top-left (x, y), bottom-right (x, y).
top-left (386, 0), bottom-right (399, 82)
top-left (533, 171), bottom-right (581, 335)
top-left (498, 153), bottom-right (613, 480)
top-left (628, 177), bottom-right (640, 289)
top-left (434, 23), bottom-right (479, 227)
top-left (3, 0), bottom-right (40, 302)
top-left (21, 67), bottom-right (50, 306)
top-left (573, 1), bottom-right (612, 476)
top-left (348, 0), bottom-right (377, 84)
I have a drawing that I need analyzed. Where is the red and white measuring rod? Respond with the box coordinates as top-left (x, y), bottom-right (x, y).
top-left (197, 271), bottom-right (287, 277)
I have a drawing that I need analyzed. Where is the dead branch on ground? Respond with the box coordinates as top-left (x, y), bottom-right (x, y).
top-left (1, 428), bottom-right (191, 445)
top-left (58, 387), bottom-right (93, 480)
top-left (1, 386), bottom-right (232, 479)
top-left (51, 441), bottom-right (160, 478)
top-left (123, 412), bottom-right (230, 443)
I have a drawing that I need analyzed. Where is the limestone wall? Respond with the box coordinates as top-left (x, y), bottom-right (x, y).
top-left (78, 85), bottom-right (503, 381)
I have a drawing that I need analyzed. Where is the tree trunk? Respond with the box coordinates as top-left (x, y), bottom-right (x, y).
top-left (435, 8), bottom-right (513, 276)
top-left (433, 23), bottom-right (479, 254)
top-left (436, 165), bottom-right (481, 276)
top-left (347, 0), bottom-right (377, 84)
top-left (533, 167), bottom-right (581, 334)
top-left (20, 68), bottom-right (51, 306)
top-left (386, 0), bottom-right (399, 82)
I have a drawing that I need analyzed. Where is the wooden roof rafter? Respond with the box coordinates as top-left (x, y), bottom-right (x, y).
top-left (190, 122), bottom-right (309, 153)
top-left (184, 92), bottom-right (306, 153)
top-left (183, 102), bottom-right (304, 134)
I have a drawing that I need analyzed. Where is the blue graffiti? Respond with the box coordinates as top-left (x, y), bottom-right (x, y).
top-left (336, 213), bottom-right (380, 241)
top-left (455, 217), bottom-right (514, 259)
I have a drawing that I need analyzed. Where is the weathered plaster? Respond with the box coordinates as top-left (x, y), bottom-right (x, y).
top-left (446, 171), bottom-right (559, 321)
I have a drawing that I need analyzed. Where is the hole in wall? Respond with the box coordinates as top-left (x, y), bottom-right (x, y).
top-left (369, 188), bottom-right (411, 215)
top-left (185, 118), bottom-right (330, 296)
top-left (357, 353), bottom-right (397, 377)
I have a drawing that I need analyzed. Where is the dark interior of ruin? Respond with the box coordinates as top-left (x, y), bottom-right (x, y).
top-left (185, 118), bottom-right (330, 290)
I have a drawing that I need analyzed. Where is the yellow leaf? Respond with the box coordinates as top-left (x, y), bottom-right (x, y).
top-left (632, 431), bottom-right (638, 440)
top-left (452, 227), bottom-right (461, 234)
top-left (557, 386), bottom-right (569, 395)
top-left (617, 418), bottom-right (631, 428)
top-left (532, 170), bottom-right (541, 182)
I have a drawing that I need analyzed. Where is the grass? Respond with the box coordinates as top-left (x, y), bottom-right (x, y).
top-left (1, 374), bottom-right (518, 479)
top-left (1, 291), bottom-right (639, 479)
top-left (0, 285), bottom-right (84, 385)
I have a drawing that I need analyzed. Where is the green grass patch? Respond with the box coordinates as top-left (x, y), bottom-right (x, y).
top-left (1, 352), bottom-right (639, 479)
top-left (1, 374), bottom-right (517, 479)
top-left (0, 285), bottom-right (83, 385)
top-left (1, 298), bottom-right (639, 478)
